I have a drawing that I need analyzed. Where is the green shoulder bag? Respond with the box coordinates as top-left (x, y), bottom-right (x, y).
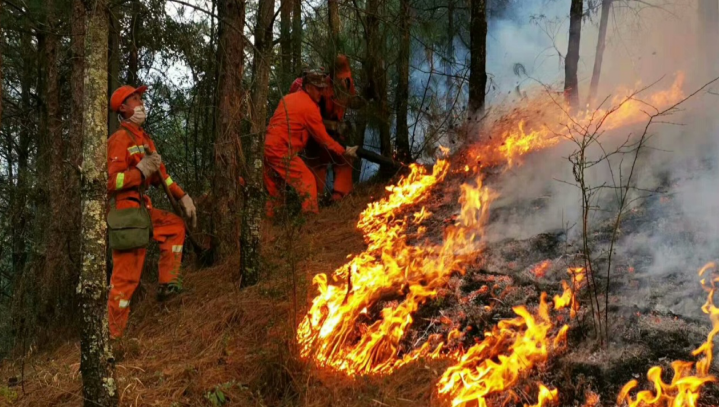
top-left (107, 196), bottom-right (153, 251)
top-left (107, 130), bottom-right (153, 251)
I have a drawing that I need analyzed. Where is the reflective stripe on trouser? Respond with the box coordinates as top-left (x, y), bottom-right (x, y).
top-left (108, 202), bottom-right (186, 339)
top-left (303, 138), bottom-right (353, 200)
top-left (263, 152), bottom-right (318, 217)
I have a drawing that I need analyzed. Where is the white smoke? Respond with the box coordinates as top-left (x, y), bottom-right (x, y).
top-left (478, 0), bottom-right (719, 316)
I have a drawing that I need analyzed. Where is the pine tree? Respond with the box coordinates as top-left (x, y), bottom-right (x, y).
top-left (77, 0), bottom-right (117, 405)
top-left (241, 0), bottom-right (273, 287)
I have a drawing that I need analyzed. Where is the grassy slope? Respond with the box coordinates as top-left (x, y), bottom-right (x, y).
top-left (0, 184), bottom-right (447, 407)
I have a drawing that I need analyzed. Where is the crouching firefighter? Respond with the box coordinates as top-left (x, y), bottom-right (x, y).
top-left (264, 68), bottom-right (359, 216)
top-left (289, 55), bottom-right (363, 204)
top-left (106, 85), bottom-right (198, 339)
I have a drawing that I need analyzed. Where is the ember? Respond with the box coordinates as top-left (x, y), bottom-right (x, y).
top-left (532, 260), bottom-right (552, 278)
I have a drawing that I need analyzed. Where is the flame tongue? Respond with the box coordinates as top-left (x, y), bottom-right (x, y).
top-left (297, 158), bottom-right (498, 373)
top-left (617, 262), bottom-right (719, 407)
top-left (437, 294), bottom-right (568, 407)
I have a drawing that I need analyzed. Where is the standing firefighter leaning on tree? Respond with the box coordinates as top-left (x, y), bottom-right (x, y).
top-left (289, 55), bottom-right (363, 204)
top-left (264, 68), bottom-right (359, 216)
top-left (106, 85), bottom-right (197, 340)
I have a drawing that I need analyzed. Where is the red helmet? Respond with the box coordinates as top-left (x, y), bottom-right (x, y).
top-left (110, 85), bottom-right (148, 112)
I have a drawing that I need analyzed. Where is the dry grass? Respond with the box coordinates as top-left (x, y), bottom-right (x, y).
top-left (3, 176), bottom-right (718, 407)
top-left (0, 182), bottom-right (448, 407)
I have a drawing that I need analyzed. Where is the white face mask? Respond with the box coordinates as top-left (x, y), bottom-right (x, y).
top-left (128, 105), bottom-right (147, 125)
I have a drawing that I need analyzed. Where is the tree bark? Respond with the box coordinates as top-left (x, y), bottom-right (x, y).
top-left (107, 6), bottom-right (121, 135)
top-left (42, 0), bottom-right (75, 328)
top-left (69, 0), bottom-right (86, 320)
top-left (128, 0), bottom-right (141, 86)
top-left (292, 0), bottom-right (302, 74)
top-left (78, 1), bottom-right (117, 405)
top-left (12, 31), bottom-right (33, 275)
top-left (280, 0), bottom-right (293, 88)
top-left (468, 0), bottom-right (487, 116)
top-left (445, 0), bottom-right (454, 115)
top-left (241, 0), bottom-right (273, 287)
top-left (365, 0), bottom-right (392, 175)
top-left (395, 0), bottom-right (411, 162)
top-left (0, 1), bottom-right (3, 132)
top-left (328, 0), bottom-right (340, 53)
top-left (565, 0), bottom-right (583, 109)
top-left (352, 65), bottom-right (368, 183)
top-left (212, 0), bottom-right (245, 262)
top-left (588, 0), bottom-right (611, 105)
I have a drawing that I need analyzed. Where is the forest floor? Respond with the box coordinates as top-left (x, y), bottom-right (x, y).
top-left (1, 166), bottom-right (719, 407)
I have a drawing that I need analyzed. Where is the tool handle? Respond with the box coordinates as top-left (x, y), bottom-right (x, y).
top-left (146, 147), bottom-right (205, 254)
top-left (356, 147), bottom-right (404, 168)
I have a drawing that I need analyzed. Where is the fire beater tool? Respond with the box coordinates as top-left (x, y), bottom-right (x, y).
top-left (145, 147), bottom-right (211, 262)
top-left (356, 147), bottom-right (406, 170)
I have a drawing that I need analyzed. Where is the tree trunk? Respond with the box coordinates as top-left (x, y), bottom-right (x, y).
top-left (128, 0), bottom-right (141, 86)
top-left (12, 31), bottom-right (33, 276)
top-left (292, 0), bottom-right (302, 74)
top-left (241, 0), bottom-right (273, 287)
top-left (280, 0), bottom-right (292, 89)
top-left (212, 0), bottom-right (245, 262)
top-left (365, 0), bottom-right (392, 175)
top-left (78, 1), bottom-right (117, 405)
top-left (395, 0), bottom-right (411, 162)
top-left (107, 7), bottom-right (121, 135)
top-left (468, 0), bottom-right (487, 116)
top-left (42, 0), bottom-right (74, 328)
top-left (445, 0), bottom-right (455, 118)
top-left (698, 0), bottom-right (719, 78)
top-left (328, 0), bottom-right (340, 53)
top-left (352, 66), bottom-right (368, 183)
top-left (0, 1), bottom-right (3, 131)
top-left (565, 0), bottom-right (583, 109)
top-left (69, 0), bottom-right (86, 319)
top-left (588, 0), bottom-right (611, 105)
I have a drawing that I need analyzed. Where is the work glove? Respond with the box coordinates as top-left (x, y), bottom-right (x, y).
top-left (179, 194), bottom-right (197, 229)
top-left (344, 145), bottom-right (359, 158)
top-left (136, 146), bottom-right (162, 178)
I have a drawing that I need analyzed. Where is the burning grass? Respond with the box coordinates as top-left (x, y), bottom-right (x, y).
top-left (2, 72), bottom-right (718, 407)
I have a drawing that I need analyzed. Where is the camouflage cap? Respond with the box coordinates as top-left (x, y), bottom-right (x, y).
top-left (303, 68), bottom-right (329, 88)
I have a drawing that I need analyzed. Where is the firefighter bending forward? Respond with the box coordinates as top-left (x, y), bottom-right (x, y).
top-left (106, 85), bottom-right (198, 339)
top-left (264, 69), bottom-right (359, 216)
top-left (289, 55), bottom-right (362, 203)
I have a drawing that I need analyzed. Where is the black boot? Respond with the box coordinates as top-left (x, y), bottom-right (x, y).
top-left (157, 283), bottom-right (182, 302)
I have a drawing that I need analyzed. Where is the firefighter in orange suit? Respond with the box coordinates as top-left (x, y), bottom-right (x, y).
top-left (106, 85), bottom-right (197, 339)
top-left (264, 69), bottom-right (359, 216)
top-left (289, 55), bottom-right (362, 203)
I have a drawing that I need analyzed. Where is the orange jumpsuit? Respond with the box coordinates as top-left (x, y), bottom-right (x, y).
top-left (290, 74), bottom-right (357, 201)
top-left (106, 122), bottom-right (187, 338)
top-left (264, 89), bottom-right (346, 216)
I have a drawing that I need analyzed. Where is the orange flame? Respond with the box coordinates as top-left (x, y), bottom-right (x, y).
top-left (617, 262), bottom-right (718, 407)
top-left (531, 260), bottom-right (552, 278)
top-left (528, 384), bottom-right (559, 407)
top-left (297, 157), bottom-right (498, 374)
top-left (297, 72), bottom-right (689, 404)
top-left (436, 293), bottom-right (568, 407)
top-left (553, 268), bottom-right (585, 318)
top-left (468, 73), bottom-right (685, 169)
top-left (582, 391), bottom-right (600, 407)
